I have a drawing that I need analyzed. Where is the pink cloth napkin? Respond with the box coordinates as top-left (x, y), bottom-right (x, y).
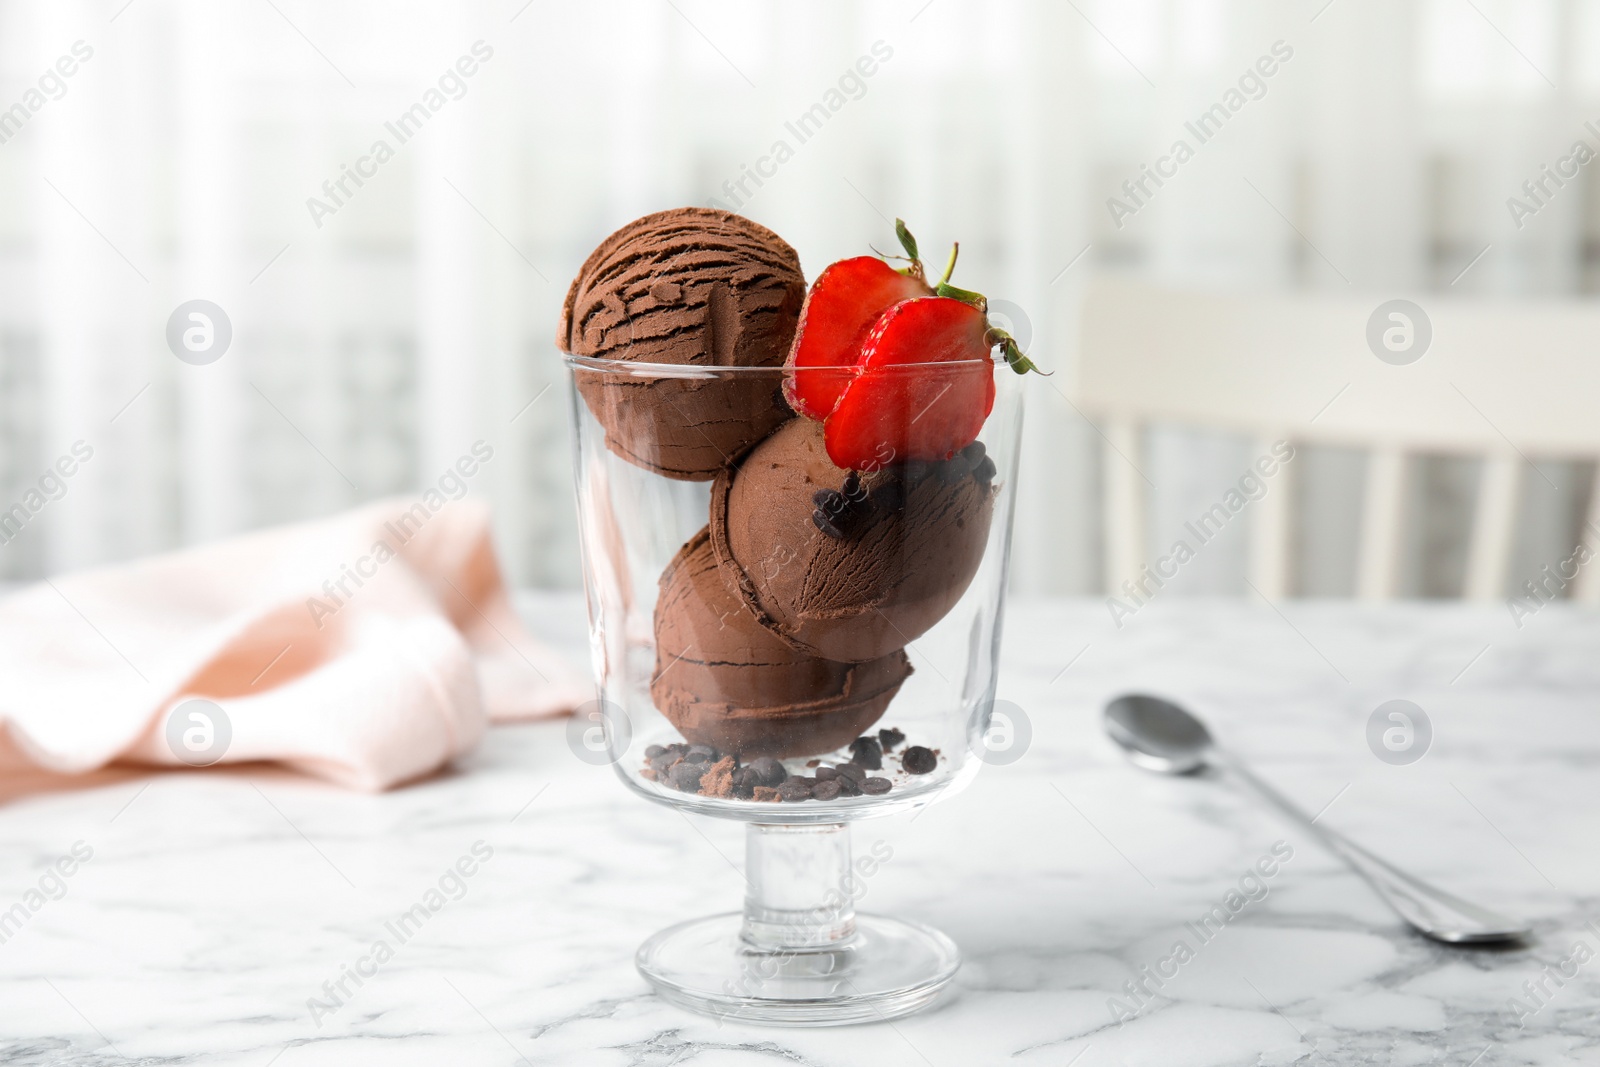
top-left (0, 499), bottom-right (590, 791)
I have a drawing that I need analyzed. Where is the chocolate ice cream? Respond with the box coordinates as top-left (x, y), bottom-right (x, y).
top-left (710, 418), bottom-right (995, 663)
top-left (651, 527), bottom-right (912, 758)
top-left (557, 207), bottom-right (806, 480)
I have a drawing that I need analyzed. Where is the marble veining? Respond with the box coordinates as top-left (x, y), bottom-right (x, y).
top-left (2, 594), bottom-right (1598, 1066)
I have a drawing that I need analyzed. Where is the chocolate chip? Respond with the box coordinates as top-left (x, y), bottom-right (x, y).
top-left (746, 757), bottom-right (787, 787)
top-left (974, 455), bottom-right (997, 487)
top-left (861, 777), bottom-right (892, 795)
top-left (849, 737), bottom-right (883, 771)
top-left (816, 475), bottom-right (875, 537)
top-left (837, 775), bottom-right (862, 797)
top-left (813, 488), bottom-right (846, 518)
top-left (870, 478), bottom-right (904, 513)
top-left (644, 744), bottom-right (666, 759)
top-left (811, 779), bottom-right (843, 801)
top-left (731, 767), bottom-right (757, 799)
top-left (877, 728), bottom-right (905, 752)
top-left (901, 746), bottom-right (937, 775)
top-left (669, 761), bottom-right (706, 792)
top-left (961, 441), bottom-right (986, 462)
top-left (937, 455), bottom-right (971, 483)
top-left (649, 749), bottom-right (683, 776)
top-left (684, 745), bottom-right (718, 764)
top-left (777, 778), bottom-right (811, 802)
top-left (836, 762), bottom-right (866, 785)
top-left (812, 509), bottom-right (845, 538)
top-left (814, 766), bottom-right (840, 782)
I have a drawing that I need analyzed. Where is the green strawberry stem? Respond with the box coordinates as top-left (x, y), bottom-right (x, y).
top-left (895, 218), bottom-right (920, 263)
top-left (935, 281), bottom-right (984, 304)
top-left (938, 243), bottom-right (960, 287)
top-left (884, 218), bottom-right (928, 282)
top-left (987, 326), bottom-right (1045, 376)
top-left (892, 218), bottom-right (1046, 376)
top-left (1000, 336), bottom-right (1042, 375)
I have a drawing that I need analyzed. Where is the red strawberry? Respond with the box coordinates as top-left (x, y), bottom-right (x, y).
top-left (823, 297), bottom-right (998, 471)
top-left (785, 218), bottom-right (1042, 470)
top-left (783, 256), bottom-right (931, 420)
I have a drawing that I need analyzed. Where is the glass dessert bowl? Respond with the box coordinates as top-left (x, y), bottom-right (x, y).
top-left (557, 207), bottom-right (1033, 1025)
top-left (562, 357), bottom-right (1024, 1025)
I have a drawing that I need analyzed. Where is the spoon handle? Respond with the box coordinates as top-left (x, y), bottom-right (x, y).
top-left (1212, 749), bottom-right (1528, 944)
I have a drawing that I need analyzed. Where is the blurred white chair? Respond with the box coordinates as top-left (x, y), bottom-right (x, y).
top-left (1076, 278), bottom-right (1600, 602)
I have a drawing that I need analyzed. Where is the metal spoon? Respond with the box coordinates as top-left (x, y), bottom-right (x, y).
top-left (1103, 693), bottom-right (1529, 945)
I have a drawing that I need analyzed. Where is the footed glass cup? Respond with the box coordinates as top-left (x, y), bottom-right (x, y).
top-left (563, 355), bottom-right (1023, 1025)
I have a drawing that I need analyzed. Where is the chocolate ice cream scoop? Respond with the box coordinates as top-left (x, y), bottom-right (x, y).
top-left (711, 418), bottom-right (995, 663)
top-left (558, 207), bottom-right (806, 480)
top-left (651, 527), bottom-right (911, 759)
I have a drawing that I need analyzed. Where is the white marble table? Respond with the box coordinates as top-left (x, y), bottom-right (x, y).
top-left (3, 595), bottom-right (1598, 1066)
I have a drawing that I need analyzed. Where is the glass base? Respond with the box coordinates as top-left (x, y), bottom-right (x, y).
top-left (637, 911), bottom-right (960, 1026)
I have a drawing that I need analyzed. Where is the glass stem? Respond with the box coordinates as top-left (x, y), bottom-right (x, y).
top-left (741, 823), bottom-right (856, 951)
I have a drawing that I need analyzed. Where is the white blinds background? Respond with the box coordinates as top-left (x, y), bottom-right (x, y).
top-left (0, 0), bottom-right (1593, 598)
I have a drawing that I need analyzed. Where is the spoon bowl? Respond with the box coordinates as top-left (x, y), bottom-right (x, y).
top-left (1103, 693), bottom-right (1214, 775)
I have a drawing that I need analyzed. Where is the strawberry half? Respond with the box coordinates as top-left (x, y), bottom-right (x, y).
top-left (823, 297), bottom-right (998, 471)
top-left (783, 253), bottom-right (931, 421)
